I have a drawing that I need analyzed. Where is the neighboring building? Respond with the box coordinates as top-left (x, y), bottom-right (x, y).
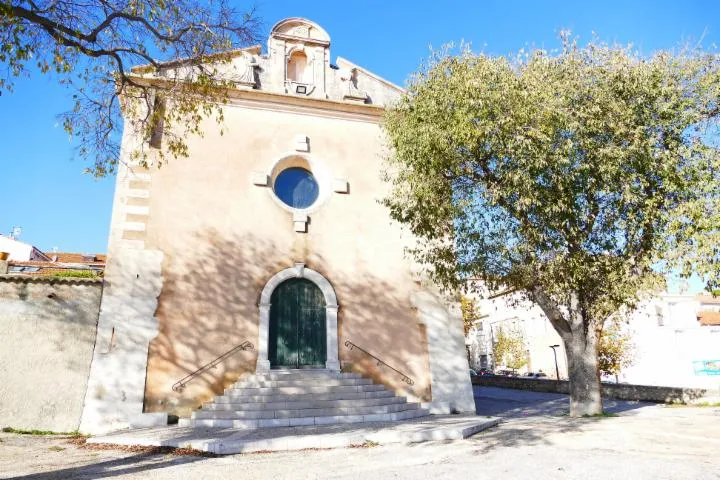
top-left (0, 232), bottom-right (105, 277)
top-left (50, 252), bottom-right (107, 265)
top-left (0, 235), bottom-right (50, 261)
top-left (620, 294), bottom-right (720, 389)
top-left (80, 18), bottom-right (474, 434)
top-left (6, 253), bottom-right (106, 277)
top-left (696, 295), bottom-right (720, 326)
top-left (466, 288), bottom-right (569, 379)
top-left (466, 285), bottom-right (719, 389)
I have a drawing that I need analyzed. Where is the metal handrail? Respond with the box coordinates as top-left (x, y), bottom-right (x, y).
top-left (172, 341), bottom-right (254, 393)
top-left (343, 340), bottom-right (415, 386)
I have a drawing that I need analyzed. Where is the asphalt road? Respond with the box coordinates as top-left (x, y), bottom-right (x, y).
top-left (1, 387), bottom-right (718, 480)
top-left (473, 385), bottom-right (654, 418)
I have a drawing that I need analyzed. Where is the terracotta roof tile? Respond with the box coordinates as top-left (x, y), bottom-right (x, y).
top-left (696, 295), bottom-right (720, 305)
top-left (49, 252), bottom-right (106, 264)
top-left (697, 311), bottom-right (720, 326)
top-left (7, 258), bottom-right (104, 277)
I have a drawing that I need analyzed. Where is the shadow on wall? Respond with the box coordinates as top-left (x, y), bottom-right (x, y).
top-left (143, 229), bottom-right (431, 417)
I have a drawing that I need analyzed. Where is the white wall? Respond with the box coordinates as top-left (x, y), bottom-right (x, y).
top-left (468, 287), bottom-right (720, 390)
top-left (621, 297), bottom-right (720, 390)
top-left (467, 289), bottom-right (568, 379)
top-left (0, 236), bottom-right (33, 261)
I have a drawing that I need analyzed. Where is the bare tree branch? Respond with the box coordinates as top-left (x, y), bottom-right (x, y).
top-left (0, 0), bottom-right (262, 175)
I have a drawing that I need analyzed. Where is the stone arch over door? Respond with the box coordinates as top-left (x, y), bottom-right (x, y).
top-left (256, 263), bottom-right (339, 372)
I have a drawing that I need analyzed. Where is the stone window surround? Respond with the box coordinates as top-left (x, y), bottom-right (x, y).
top-left (252, 149), bottom-right (349, 233)
top-left (266, 152), bottom-right (331, 216)
top-left (256, 263), bottom-right (340, 372)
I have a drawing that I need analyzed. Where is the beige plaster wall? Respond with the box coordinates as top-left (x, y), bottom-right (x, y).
top-left (0, 277), bottom-right (101, 431)
top-left (140, 102), bottom-right (431, 416)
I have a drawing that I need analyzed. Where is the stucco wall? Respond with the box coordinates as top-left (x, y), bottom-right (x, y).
top-left (621, 299), bottom-right (720, 390)
top-left (81, 18), bottom-right (475, 427)
top-left (472, 290), bottom-right (720, 389)
top-left (0, 277), bottom-right (101, 431)
top-left (138, 103), bottom-right (436, 416)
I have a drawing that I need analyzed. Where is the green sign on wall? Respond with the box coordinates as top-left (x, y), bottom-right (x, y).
top-left (693, 360), bottom-right (720, 376)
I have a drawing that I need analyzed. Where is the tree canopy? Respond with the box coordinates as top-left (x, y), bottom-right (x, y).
top-left (1, 1), bottom-right (261, 175)
top-left (492, 326), bottom-right (528, 372)
top-left (460, 295), bottom-right (480, 336)
top-left (383, 36), bottom-right (720, 415)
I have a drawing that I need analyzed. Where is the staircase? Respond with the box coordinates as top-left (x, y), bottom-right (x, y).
top-left (179, 370), bottom-right (429, 429)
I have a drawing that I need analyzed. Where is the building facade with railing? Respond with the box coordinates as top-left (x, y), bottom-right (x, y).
top-left (79, 18), bottom-right (475, 434)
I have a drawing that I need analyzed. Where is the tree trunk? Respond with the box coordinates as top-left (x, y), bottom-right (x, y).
top-left (564, 330), bottom-right (603, 416)
top-left (531, 285), bottom-right (603, 416)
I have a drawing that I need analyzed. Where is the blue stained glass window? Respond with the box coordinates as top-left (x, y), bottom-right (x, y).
top-left (273, 167), bottom-right (319, 209)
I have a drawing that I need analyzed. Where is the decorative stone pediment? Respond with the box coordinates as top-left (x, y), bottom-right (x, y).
top-left (130, 17), bottom-right (404, 106)
top-left (291, 25), bottom-right (310, 38)
top-left (270, 18), bottom-right (330, 45)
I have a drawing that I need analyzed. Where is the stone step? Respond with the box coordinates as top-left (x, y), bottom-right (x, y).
top-left (180, 408), bottom-right (429, 429)
top-left (216, 389), bottom-right (395, 403)
top-left (193, 403), bottom-right (420, 420)
top-left (179, 369), bottom-right (428, 431)
top-left (204, 396), bottom-right (407, 411)
top-left (256, 371), bottom-right (363, 381)
top-left (226, 384), bottom-right (387, 396)
top-left (236, 378), bottom-right (373, 388)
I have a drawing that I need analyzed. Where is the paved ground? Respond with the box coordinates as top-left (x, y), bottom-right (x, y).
top-left (1, 387), bottom-right (719, 479)
top-left (86, 414), bottom-right (499, 454)
top-left (473, 385), bottom-right (656, 418)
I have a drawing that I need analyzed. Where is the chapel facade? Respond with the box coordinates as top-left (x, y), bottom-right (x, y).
top-left (80, 18), bottom-right (474, 434)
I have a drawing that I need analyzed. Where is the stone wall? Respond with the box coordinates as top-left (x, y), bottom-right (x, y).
top-left (0, 276), bottom-right (102, 432)
top-left (122, 99), bottom-right (472, 420)
top-left (472, 375), bottom-right (718, 404)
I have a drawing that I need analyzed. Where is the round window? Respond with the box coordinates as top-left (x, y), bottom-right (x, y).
top-left (273, 167), bottom-right (319, 209)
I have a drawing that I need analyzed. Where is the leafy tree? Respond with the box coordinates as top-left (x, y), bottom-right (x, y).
top-left (597, 317), bottom-right (635, 382)
top-left (460, 295), bottom-right (480, 336)
top-left (1, 1), bottom-right (261, 175)
top-left (52, 269), bottom-right (100, 278)
top-left (382, 37), bottom-right (720, 415)
top-left (461, 295), bottom-right (482, 367)
top-left (492, 327), bottom-right (527, 372)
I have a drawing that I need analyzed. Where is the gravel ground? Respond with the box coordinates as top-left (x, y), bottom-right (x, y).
top-left (1, 388), bottom-right (718, 480)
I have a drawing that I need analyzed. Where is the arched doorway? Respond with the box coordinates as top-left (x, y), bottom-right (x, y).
top-left (268, 278), bottom-right (326, 368)
top-left (256, 264), bottom-right (339, 372)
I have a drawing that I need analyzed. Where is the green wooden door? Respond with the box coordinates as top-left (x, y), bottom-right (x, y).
top-left (268, 278), bottom-right (326, 368)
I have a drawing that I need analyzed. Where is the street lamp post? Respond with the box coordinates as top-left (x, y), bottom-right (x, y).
top-left (549, 344), bottom-right (560, 380)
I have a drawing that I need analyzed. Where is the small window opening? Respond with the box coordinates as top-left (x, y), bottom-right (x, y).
top-left (288, 51), bottom-right (309, 83)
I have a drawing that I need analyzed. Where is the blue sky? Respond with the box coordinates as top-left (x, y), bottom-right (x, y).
top-left (1, 1), bottom-right (718, 285)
